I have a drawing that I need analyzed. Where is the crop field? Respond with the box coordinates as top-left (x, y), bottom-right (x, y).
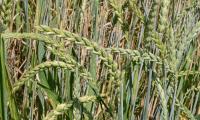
top-left (0, 0), bottom-right (200, 120)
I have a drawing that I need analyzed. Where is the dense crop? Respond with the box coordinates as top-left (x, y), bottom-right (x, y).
top-left (0, 0), bottom-right (200, 120)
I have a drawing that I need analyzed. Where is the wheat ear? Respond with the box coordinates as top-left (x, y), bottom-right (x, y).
top-left (105, 47), bottom-right (161, 63)
top-left (129, 0), bottom-right (144, 23)
top-left (158, 0), bottom-right (170, 34)
top-left (44, 95), bottom-right (104, 120)
top-left (12, 61), bottom-right (75, 93)
top-left (175, 99), bottom-right (196, 120)
top-left (2, 33), bottom-right (98, 92)
top-left (156, 79), bottom-right (168, 120)
top-left (35, 25), bottom-right (120, 83)
top-left (0, 0), bottom-right (12, 25)
top-left (108, 0), bottom-right (124, 25)
top-left (144, 0), bottom-right (160, 48)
